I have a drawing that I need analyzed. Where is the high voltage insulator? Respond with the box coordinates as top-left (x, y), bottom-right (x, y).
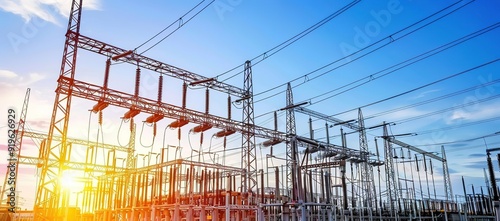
top-left (130, 118), bottom-right (134, 132)
top-left (205, 88), bottom-right (209, 114)
top-left (182, 82), bottom-right (187, 109)
top-left (158, 75), bottom-right (163, 103)
top-left (103, 58), bottom-right (111, 90)
top-left (227, 95), bottom-right (231, 120)
top-left (135, 67), bottom-right (141, 97)
top-left (98, 111), bottom-right (103, 125)
top-left (200, 132), bottom-right (204, 145)
top-left (153, 123), bottom-right (157, 137)
top-left (177, 128), bottom-right (181, 140)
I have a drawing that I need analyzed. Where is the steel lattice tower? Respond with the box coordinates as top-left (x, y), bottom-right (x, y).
top-left (35, 0), bottom-right (83, 220)
top-left (0, 89), bottom-right (30, 207)
top-left (241, 61), bottom-right (257, 202)
top-left (383, 123), bottom-right (399, 213)
top-left (358, 109), bottom-right (374, 212)
top-left (285, 83), bottom-right (299, 202)
top-left (441, 145), bottom-right (454, 202)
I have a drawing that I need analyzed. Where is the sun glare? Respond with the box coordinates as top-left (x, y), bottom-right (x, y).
top-left (60, 171), bottom-right (77, 189)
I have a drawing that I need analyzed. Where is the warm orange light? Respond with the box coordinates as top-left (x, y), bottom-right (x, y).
top-left (60, 171), bottom-right (77, 189)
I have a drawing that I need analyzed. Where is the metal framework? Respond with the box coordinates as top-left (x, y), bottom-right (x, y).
top-left (73, 32), bottom-right (244, 97)
top-left (241, 61), bottom-right (257, 203)
top-left (357, 109), bottom-right (374, 212)
top-left (34, 1), bottom-right (83, 219)
top-left (383, 123), bottom-right (398, 213)
top-left (285, 83), bottom-right (298, 202)
top-left (0, 88), bottom-right (30, 206)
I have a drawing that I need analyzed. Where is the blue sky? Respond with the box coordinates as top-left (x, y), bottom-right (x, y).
top-left (1, 0), bottom-right (500, 209)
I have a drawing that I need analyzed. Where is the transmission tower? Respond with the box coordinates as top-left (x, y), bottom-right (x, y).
top-left (358, 109), bottom-right (374, 213)
top-left (34, 0), bottom-right (83, 220)
top-left (383, 123), bottom-right (398, 214)
top-left (285, 83), bottom-right (300, 202)
top-left (0, 88), bottom-right (30, 208)
top-left (241, 60), bottom-right (257, 204)
top-left (441, 145), bottom-right (454, 202)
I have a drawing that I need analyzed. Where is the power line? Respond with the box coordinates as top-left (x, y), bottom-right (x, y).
top-left (138, 0), bottom-right (215, 54)
top-left (330, 58), bottom-right (500, 117)
top-left (216, 0), bottom-right (361, 81)
top-left (409, 115), bottom-right (500, 136)
top-left (413, 131), bottom-right (500, 147)
top-left (252, 0), bottom-right (473, 104)
top-left (394, 92), bottom-right (500, 124)
top-left (305, 22), bottom-right (499, 108)
top-left (364, 78), bottom-right (500, 120)
top-left (135, 0), bottom-right (208, 51)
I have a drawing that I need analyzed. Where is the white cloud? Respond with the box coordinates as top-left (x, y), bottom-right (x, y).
top-left (0, 0), bottom-right (100, 24)
top-left (0, 70), bottom-right (46, 87)
top-left (447, 102), bottom-right (500, 124)
top-left (412, 89), bottom-right (441, 99)
top-left (0, 69), bottom-right (18, 78)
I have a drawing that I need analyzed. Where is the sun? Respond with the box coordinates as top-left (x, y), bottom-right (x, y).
top-left (60, 170), bottom-right (78, 189)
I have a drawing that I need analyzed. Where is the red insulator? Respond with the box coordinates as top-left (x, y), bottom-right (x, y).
top-left (158, 75), bottom-right (163, 103)
top-left (130, 118), bottom-right (134, 132)
top-left (134, 67), bottom-right (141, 97)
top-left (227, 95), bottom-right (231, 120)
top-left (98, 111), bottom-right (103, 125)
top-left (205, 88), bottom-right (209, 114)
top-left (103, 58), bottom-right (111, 90)
top-left (177, 128), bottom-right (181, 140)
top-left (200, 132), bottom-right (204, 145)
top-left (153, 123), bottom-right (157, 137)
top-left (182, 82), bottom-right (187, 109)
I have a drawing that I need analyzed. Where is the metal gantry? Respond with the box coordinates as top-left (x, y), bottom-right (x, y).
top-left (5, 0), bottom-right (491, 220)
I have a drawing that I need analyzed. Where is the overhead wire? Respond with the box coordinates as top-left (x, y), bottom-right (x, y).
top-left (407, 115), bottom-right (500, 137)
top-left (135, 0), bottom-right (208, 51)
top-left (394, 92), bottom-right (500, 125)
top-left (329, 58), bottom-right (500, 117)
top-left (217, 0), bottom-right (361, 82)
top-left (306, 22), bottom-right (499, 108)
top-left (252, 0), bottom-right (474, 104)
top-left (364, 77), bottom-right (500, 120)
top-left (413, 131), bottom-right (500, 147)
top-left (139, 0), bottom-right (216, 54)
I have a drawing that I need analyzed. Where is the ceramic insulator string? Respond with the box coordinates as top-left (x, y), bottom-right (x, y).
top-left (135, 67), bottom-right (141, 97)
top-left (103, 58), bottom-right (111, 90)
top-left (158, 75), bottom-right (163, 103)
top-left (182, 82), bottom-right (187, 109)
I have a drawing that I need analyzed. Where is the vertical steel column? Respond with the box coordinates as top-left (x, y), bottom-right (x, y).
top-left (35, 0), bottom-right (83, 219)
top-left (241, 60), bottom-right (257, 206)
top-left (357, 108), bottom-right (373, 219)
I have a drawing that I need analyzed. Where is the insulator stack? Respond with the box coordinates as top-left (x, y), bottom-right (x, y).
top-left (200, 132), bottom-right (204, 145)
top-left (130, 118), bottom-right (134, 132)
top-left (177, 128), bottom-right (181, 141)
top-left (158, 75), bottom-right (163, 103)
top-left (205, 88), bottom-right (209, 114)
top-left (227, 95), bottom-right (231, 120)
top-left (153, 123), bottom-right (157, 137)
top-left (182, 82), bottom-right (187, 109)
top-left (223, 137), bottom-right (226, 149)
top-left (98, 111), bottom-right (103, 125)
top-left (103, 58), bottom-right (111, 90)
top-left (135, 67), bottom-right (141, 97)
top-left (274, 111), bottom-right (278, 131)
